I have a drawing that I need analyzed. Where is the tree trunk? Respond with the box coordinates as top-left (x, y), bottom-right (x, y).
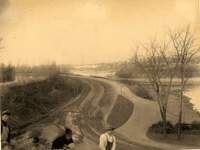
top-left (177, 92), bottom-right (183, 140)
top-left (178, 66), bottom-right (184, 140)
top-left (163, 110), bottom-right (167, 138)
top-left (157, 93), bottom-right (167, 139)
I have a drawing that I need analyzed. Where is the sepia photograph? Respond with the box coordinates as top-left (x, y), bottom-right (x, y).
top-left (1, 0), bottom-right (200, 149)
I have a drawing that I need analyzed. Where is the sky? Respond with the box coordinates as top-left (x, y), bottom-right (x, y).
top-left (0, 0), bottom-right (199, 65)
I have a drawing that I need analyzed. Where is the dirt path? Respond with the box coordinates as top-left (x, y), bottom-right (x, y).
top-left (10, 76), bottom-right (200, 150)
top-left (69, 76), bottom-right (164, 150)
top-left (90, 77), bottom-right (200, 149)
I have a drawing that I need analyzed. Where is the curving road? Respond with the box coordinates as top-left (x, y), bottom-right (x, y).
top-left (11, 75), bottom-right (200, 149)
top-left (66, 75), bottom-right (200, 150)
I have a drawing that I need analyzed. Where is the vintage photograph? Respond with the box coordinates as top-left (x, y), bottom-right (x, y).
top-left (1, 0), bottom-right (200, 149)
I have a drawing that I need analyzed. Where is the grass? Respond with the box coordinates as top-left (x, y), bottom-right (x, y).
top-left (107, 95), bottom-right (134, 128)
top-left (116, 79), bottom-right (153, 100)
top-left (1, 75), bottom-right (83, 139)
top-left (9, 81), bottom-right (92, 150)
top-left (146, 119), bottom-right (200, 148)
top-left (146, 132), bottom-right (200, 148)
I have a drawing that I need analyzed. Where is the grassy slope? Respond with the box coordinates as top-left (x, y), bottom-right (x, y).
top-left (9, 80), bottom-right (92, 150)
top-left (107, 95), bottom-right (134, 128)
top-left (146, 131), bottom-right (200, 148)
top-left (116, 79), bottom-right (153, 100)
top-left (1, 75), bottom-right (83, 137)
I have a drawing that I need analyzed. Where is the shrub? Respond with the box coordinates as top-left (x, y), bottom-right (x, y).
top-left (172, 123), bottom-right (191, 133)
top-left (187, 130), bottom-right (200, 135)
top-left (191, 121), bottom-right (200, 130)
top-left (128, 84), bottom-right (153, 100)
top-left (148, 121), bottom-right (174, 134)
top-left (115, 63), bottom-right (145, 78)
top-left (148, 121), bottom-right (200, 135)
top-left (0, 63), bottom-right (15, 83)
top-left (170, 122), bottom-right (200, 134)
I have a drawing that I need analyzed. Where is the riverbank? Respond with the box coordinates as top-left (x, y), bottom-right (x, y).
top-left (114, 77), bottom-right (200, 113)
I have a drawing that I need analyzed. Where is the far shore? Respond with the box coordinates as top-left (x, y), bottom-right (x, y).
top-left (115, 77), bottom-right (200, 85)
top-left (1, 73), bottom-right (200, 86)
top-left (71, 69), bottom-right (200, 85)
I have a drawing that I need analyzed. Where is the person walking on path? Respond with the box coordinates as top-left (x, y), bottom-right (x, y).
top-left (31, 137), bottom-right (46, 150)
top-left (99, 126), bottom-right (116, 150)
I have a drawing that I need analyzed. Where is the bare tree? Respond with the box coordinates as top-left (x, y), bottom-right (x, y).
top-left (133, 36), bottom-right (180, 138)
top-left (168, 25), bottom-right (200, 140)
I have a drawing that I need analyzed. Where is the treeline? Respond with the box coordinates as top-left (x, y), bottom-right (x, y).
top-left (115, 60), bottom-right (200, 78)
top-left (0, 62), bottom-right (72, 83)
top-left (0, 63), bottom-right (15, 83)
top-left (58, 64), bottom-right (73, 74)
top-left (115, 61), bottom-right (145, 78)
top-left (15, 62), bottom-right (60, 78)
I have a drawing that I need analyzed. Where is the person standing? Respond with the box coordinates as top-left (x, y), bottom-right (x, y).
top-left (51, 127), bottom-right (75, 150)
top-left (1, 110), bottom-right (11, 146)
top-left (99, 126), bottom-right (116, 150)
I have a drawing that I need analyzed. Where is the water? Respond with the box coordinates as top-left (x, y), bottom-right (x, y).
top-left (72, 70), bottom-right (115, 78)
top-left (184, 85), bottom-right (200, 112)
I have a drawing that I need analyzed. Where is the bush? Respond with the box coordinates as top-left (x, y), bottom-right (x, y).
top-left (148, 121), bottom-right (200, 135)
top-left (0, 63), bottom-right (15, 83)
top-left (172, 123), bottom-right (191, 133)
top-left (172, 122), bottom-right (200, 134)
top-left (115, 63), bottom-right (145, 78)
top-left (130, 84), bottom-right (153, 100)
top-left (191, 121), bottom-right (200, 130)
top-left (187, 130), bottom-right (200, 135)
top-left (148, 121), bottom-right (174, 134)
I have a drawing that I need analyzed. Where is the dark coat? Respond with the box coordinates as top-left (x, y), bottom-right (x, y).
top-left (1, 120), bottom-right (11, 142)
top-left (51, 134), bottom-right (73, 149)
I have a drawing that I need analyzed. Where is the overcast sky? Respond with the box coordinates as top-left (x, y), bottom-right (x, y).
top-left (0, 0), bottom-right (199, 65)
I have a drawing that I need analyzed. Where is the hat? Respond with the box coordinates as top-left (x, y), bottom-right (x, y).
top-left (106, 125), bottom-right (115, 131)
top-left (65, 128), bottom-right (72, 134)
top-left (32, 137), bottom-right (40, 144)
top-left (2, 110), bottom-right (11, 116)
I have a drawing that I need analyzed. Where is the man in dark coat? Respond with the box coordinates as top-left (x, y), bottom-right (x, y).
top-left (1, 110), bottom-right (11, 143)
top-left (51, 128), bottom-right (75, 150)
top-left (1, 110), bottom-right (12, 149)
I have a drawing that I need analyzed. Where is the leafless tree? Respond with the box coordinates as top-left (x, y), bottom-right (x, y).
top-left (168, 25), bottom-right (200, 140)
top-left (133, 35), bottom-right (180, 138)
